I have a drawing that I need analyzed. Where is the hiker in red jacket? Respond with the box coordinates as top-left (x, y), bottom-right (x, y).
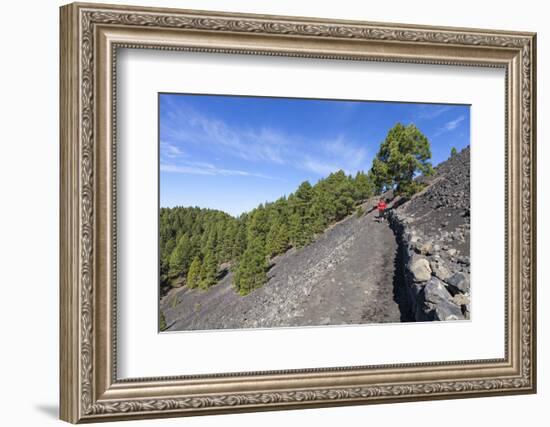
top-left (377, 198), bottom-right (387, 220)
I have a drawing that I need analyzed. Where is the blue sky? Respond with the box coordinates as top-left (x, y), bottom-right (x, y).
top-left (160, 93), bottom-right (470, 216)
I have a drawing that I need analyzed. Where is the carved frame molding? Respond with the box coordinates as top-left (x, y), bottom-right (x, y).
top-left (60, 2), bottom-right (536, 423)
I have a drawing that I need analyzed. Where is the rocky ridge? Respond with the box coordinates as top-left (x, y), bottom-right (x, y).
top-left (389, 146), bottom-right (471, 321)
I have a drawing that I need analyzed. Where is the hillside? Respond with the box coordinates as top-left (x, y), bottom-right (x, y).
top-left (161, 146), bottom-right (471, 331)
top-left (159, 170), bottom-right (376, 298)
top-left (389, 146), bottom-right (470, 321)
top-left (161, 203), bottom-right (404, 331)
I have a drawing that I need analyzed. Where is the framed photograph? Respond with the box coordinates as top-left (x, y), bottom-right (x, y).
top-left (60, 2), bottom-right (537, 423)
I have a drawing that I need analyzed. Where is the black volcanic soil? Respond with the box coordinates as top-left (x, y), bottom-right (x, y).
top-left (389, 146), bottom-right (471, 320)
top-left (397, 146), bottom-right (470, 256)
top-left (161, 209), bottom-right (403, 331)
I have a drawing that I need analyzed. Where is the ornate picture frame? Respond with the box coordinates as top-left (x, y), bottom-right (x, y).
top-left (60, 2), bottom-right (536, 423)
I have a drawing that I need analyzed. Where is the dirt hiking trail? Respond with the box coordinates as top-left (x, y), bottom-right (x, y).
top-left (162, 209), bottom-right (408, 331)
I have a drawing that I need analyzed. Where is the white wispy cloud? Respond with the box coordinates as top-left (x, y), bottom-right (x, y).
top-left (160, 97), bottom-right (372, 177)
top-left (162, 100), bottom-right (288, 164)
top-left (322, 136), bottom-right (367, 168)
top-left (160, 161), bottom-right (274, 179)
top-left (433, 115), bottom-right (466, 137)
top-left (444, 115), bottom-right (465, 130)
top-left (302, 158), bottom-right (343, 176)
top-left (415, 105), bottom-right (452, 120)
top-left (160, 141), bottom-right (185, 159)
top-left (294, 136), bottom-right (370, 176)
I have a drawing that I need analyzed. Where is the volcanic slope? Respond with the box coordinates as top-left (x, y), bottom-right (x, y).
top-left (161, 146), bottom-right (470, 330)
top-left (161, 206), bottom-right (404, 331)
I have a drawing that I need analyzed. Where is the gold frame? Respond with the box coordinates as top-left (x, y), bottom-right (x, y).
top-left (60, 2), bottom-right (537, 423)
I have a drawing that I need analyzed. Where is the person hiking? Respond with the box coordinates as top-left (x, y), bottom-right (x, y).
top-left (377, 198), bottom-right (387, 220)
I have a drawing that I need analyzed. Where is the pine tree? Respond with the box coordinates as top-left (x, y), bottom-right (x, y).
top-left (309, 188), bottom-right (329, 233)
top-left (233, 208), bottom-right (271, 294)
top-left (353, 171), bottom-right (375, 202)
top-left (221, 220), bottom-right (237, 262)
top-left (168, 234), bottom-right (191, 278)
top-left (266, 222), bottom-right (279, 257)
top-left (186, 256), bottom-right (201, 289)
top-left (293, 181), bottom-right (313, 215)
top-left (276, 222), bottom-right (290, 253)
top-left (199, 249), bottom-right (217, 290)
top-left (288, 212), bottom-right (303, 247)
top-left (314, 178), bottom-right (337, 223)
top-left (272, 197), bottom-right (289, 224)
top-left (232, 219), bottom-right (248, 260)
top-left (160, 237), bottom-right (176, 279)
top-left (370, 157), bottom-right (390, 194)
top-left (204, 227), bottom-right (219, 264)
top-left (370, 123), bottom-right (433, 196)
top-left (233, 236), bottom-right (267, 295)
top-left (266, 221), bottom-right (290, 257)
top-left (287, 181), bottom-right (315, 247)
top-left (247, 205), bottom-right (270, 244)
top-left (189, 234), bottom-right (201, 263)
top-left (451, 147), bottom-right (458, 156)
top-left (330, 171), bottom-right (355, 220)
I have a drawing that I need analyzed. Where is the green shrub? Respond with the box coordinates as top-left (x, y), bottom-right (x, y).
top-left (159, 312), bottom-right (167, 331)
